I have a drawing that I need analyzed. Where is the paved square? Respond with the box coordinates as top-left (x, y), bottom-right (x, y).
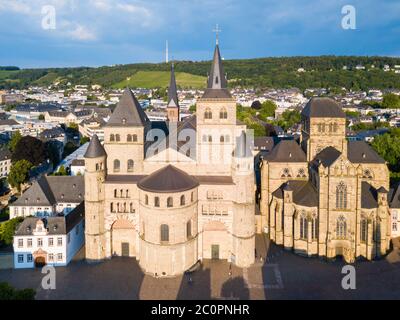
top-left (1, 234), bottom-right (400, 299)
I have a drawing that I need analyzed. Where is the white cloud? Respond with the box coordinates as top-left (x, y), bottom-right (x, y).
top-left (116, 3), bottom-right (150, 16)
top-left (90, 0), bottom-right (112, 11)
top-left (68, 24), bottom-right (97, 41)
top-left (0, 0), bottom-right (32, 15)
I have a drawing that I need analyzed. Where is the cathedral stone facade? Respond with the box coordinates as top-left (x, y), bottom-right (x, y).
top-left (260, 98), bottom-right (391, 263)
top-left (84, 43), bottom-right (255, 277)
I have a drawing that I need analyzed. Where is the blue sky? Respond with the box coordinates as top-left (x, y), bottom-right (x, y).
top-left (0, 0), bottom-right (399, 68)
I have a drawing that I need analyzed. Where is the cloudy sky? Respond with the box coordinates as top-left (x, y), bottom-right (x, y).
top-left (0, 0), bottom-right (399, 68)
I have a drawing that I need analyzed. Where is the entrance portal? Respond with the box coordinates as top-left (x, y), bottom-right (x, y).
top-left (211, 244), bottom-right (220, 259)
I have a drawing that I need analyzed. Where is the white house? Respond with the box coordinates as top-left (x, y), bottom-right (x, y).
top-left (9, 176), bottom-right (84, 219)
top-left (70, 159), bottom-right (85, 176)
top-left (390, 185), bottom-right (400, 238)
top-left (13, 202), bottom-right (84, 268)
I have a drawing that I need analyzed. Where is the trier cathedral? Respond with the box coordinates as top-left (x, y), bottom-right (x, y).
top-left (260, 98), bottom-right (391, 262)
top-left (84, 42), bottom-right (255, 277)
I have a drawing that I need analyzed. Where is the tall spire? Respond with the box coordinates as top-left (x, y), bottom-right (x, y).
top-left (167, 63), bottom-right (180, 122)
top-left (167, 63), bottom-right (179, 108)
top-left (207, 43), bottom-right (227, 89)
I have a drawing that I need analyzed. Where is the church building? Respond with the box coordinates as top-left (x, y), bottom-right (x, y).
top-left (84, 41), bottom-right (255, 277)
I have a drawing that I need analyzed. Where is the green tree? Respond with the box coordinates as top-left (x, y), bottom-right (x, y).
top-left (80, 136), bottom-right (90, 145)
top-left (12, 136), bottom-right (48, 166)
top-left (371, 128), bottom-right (400, 173)
top-left (38, 114), bottom-right (45, 120)
top-left (0, 217), bottom-right (24, 247)
top-left (9, 130), bottom-right (22, 152)
top-left (8, 160), bottom-right (32, 192)
top-left (54, 165), bottom-right (68, 176)
top-left (382, 93), bottom-right (400, 109)
top-left (257, 100), bottom-right (277, 121)
top-left (189, 104), bottom-right (196, 112)
top-left (278, 110), bottom-right (301, 130)
top-left (0, 282), bottom-right (35, 300)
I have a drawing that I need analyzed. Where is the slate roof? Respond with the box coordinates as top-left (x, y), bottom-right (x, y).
top-left (145, 115), bottom-right (197, 159)
top-left (301, 97), bottom-right (346, 118)
top-left (272, 180), bottom-right (318, 207)
top-left (106, 88), bottom-right (149, 127)
top-left (361, 182), bottom-right (378, 209)
top-left (15, 202), bottom-right (84, 236)
top-left (312, 146), bottom-right (342, 168)
top-left (138, 165), bottom-right (199, 193)
top-left (84, 134), bottom-right (106, 158)
top-left (264, 140), bottom-right (307, 162)
top-left (347, 141), bottom-right (385, 164)
top-left (202, 44), bottom-right (232, 100)
top-left (13, 176), bottom-right (84, 207)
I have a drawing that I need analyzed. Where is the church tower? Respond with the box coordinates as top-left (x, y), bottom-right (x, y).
top-left (300, 97), bottom-right (347, 161)
top-left (196, 40), bottom-right (237, 171)
top-left (84, 134), bottom-right (107, 262)
top-left (166, 63), bottom-right (180, 122)
top-left (104, 88), bottom-right (149, 174)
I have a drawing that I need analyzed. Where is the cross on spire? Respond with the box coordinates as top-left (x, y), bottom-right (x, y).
top-left (212, 24), bottom-right (222, 45)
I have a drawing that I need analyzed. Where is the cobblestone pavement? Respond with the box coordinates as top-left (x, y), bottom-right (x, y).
top-left (1, 235), bottom-right (400, 299)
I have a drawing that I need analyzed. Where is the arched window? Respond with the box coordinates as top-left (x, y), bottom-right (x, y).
top-left (219, 108), bottom-right (228, 119)
top-left (160, 224), bottom-right (169, 242)
top-left (329, 123), bottom-right (333, 132)
top-left (145, 195), bottom-right (149, 205)
top-left (311, 215), bottom-right (318, 240)
top-left (336, 182), bottom-right (347, 209)
top-left (114, 189), bottom-right (117, 198)
top-left (186, 149), bottom-right (190, 157)
top-left (127, 134), bottom-right (132, 142)
top-left (116, 134), bottom-right (120, 142)
top-left (110, 203), bottom-right (114, 212)
top-left (333, 123), bottom-right (338, 132)
top-left (191, 192), bottom-right (194, 202)
top-left (130, 203), bottom-right (134, 213)
top-left (361, 218), bottom-right (367, 242)
top-left (204, 108), bottom-right (212, 119)
top-left (154, 197), bottom-right (160, 207)
top-left (300, 213), bottom-right (308, 240)
top-left (132, 134), bottom-right (137, 142)
top-left (110, 134), bottom-right (115, 142)
top-left (167, 197), bottom-right (173, 208)
top-left (220, 135), bottom-right (225, 143)
top-left (336, 216), bottom-right (347, 239)
top-left (186, 220), bottom-right (192, 238)
top-left (321, 123), bottom-right (325, 132)
top-left (127, 159), bottom-right (134, 172)
top-left (180, 195), bottom-right (185, 206)
top-left (126, 189), bottom-right (129, 198)
top-left (113, 160), bottom-right (120, 172)
top-left (208, 135), bottom-right (212, 143)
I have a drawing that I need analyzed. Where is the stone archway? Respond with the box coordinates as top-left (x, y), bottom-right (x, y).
top-left (202, 220), bottom-right (229, 261)
top-left (111, 219), bottom-right (136, 257)
top-left (33, 248), bottom-right (47, 267)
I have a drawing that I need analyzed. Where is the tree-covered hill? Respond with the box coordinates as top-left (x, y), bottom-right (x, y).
top-left (1, 55), bottom-right (400, 90)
